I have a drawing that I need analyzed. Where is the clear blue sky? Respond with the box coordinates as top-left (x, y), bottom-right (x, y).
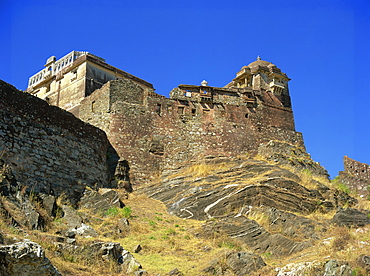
top-left (1, 0), bottom-right (369, 178)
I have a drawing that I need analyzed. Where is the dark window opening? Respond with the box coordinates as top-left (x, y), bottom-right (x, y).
top-left (246, 102), bottom-right (255, 108)
top-left (192, 108), bottom-right (196, 115)
top-left (245, 113), bottom-right (249, 118)
top-left (201, 97), bottom-right (212, 102)
top-left (156, 104), bottom-right (161, 115)
top-left (178, 106), bottom-right (185, 114)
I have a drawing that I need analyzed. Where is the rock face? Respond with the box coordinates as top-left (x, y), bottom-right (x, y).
top-left (0, 240), bottom-right (61, 276)
top-left (201, 217), bottom-right (311, 256)
top-left (258, 140), bottom-right (329, 177)
top-left (204, 251), bottom-right (266, 276)
top-left (146, 158), bottom-right (328, 220)
top-left (78, 188), bottom-right (124, 213)
top-left (145, 156), bottom-right (357, 257)
top-left (332, 208), bottom-right (370, 227)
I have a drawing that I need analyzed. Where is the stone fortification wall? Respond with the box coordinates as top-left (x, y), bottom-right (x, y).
top-left (0, 80), bottom-right (109, 204)
top-left (80, 79), bottom-right (304, 185)
top-left (339, 156), bottom-right (370, 198)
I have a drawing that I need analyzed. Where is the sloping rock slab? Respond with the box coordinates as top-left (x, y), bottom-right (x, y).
top-left (332, 208), bottom-right (370, 227)
top-left (0, 240), bottom-right (61, 276)
top-left (201, 216), bottom-right (311, 256)
top-left (226, 251), bottom-right (266, 276)
top-left (78, 188), bottom-right (123, 213)
top-left (250, 207), bottom-right (326, 240)
top-left (146, 159), bottom-right (323, 221)
top-left (204, 251), bottom-right (266, 276)
top-left (0, 195), bottom-right (42, 230)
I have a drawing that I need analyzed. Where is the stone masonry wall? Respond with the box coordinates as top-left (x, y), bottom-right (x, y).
top-left (79, 79), bottom-right (304, 186)
top-left (0, 80), bottom-right (109, 204)
top-left (339, 156), bottom-right (370, 199)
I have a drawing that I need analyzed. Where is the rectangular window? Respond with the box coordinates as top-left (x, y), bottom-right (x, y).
top-left (156, 104), bottom-right (161, 115)
top-left (178, 106), bottom-right (185, 114)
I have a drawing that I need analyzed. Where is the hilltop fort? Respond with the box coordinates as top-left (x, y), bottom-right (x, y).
top-left (26, 51), bottom-right (305, 184)
top-left (1, 51), bottom-right (369, 276)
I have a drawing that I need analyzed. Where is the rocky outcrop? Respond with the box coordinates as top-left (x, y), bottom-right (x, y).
top-left (276, 259), bottom-right (352, 276)
top-left (78, 188), bottom-right (124, 213)
top-left (258, 140), bottom-right (329, 177)
top-left (145, 156), bottom-right (358, 257)
top-left (146, 158), bottom-right (333, 221)
top-left (0, 240), bottom-right (61, 276)
top-left (204, 251), bottom-right (266, 275)
top-left (332, 208), bottom-right (370, 227)
top-left (201, 217), bottom-right (311, 256)
top-left (91, 242), bottom-right (142, 274)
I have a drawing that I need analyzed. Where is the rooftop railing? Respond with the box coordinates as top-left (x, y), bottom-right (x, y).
top-left (27, 51), bottom-right (93, 88)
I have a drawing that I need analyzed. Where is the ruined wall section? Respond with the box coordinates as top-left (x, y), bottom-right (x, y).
top-left (339, 156), bottom-right (370, 198)
top-left (0, 80), bottom-right (109, 204)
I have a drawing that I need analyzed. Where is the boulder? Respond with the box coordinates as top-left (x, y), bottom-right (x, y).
top-left (117, 217), bottom-right (130, 234)
top-left (78, 188), bottom-right (123, 213)
top-left (0, 195), bottom-right (42, 230)
top-left (73, 223), bottom-right (98, 237)
top-left (323, 259), bottom-right (352, 276)
top-left (121, 249), bottom-right (142, 274)
top-left (167, 268), bottom-right (184, 275)
top-left (91, 241), bottom-right (123, 262)
top-left (356, 255), bottom-right (370, 273)
top-left (60, 205), bottom-right (97, 237)
top-left (91, 242), bottom-right (142, 274)
top-left (276, 260), bottom-right (353, 276)
top-left (276, 261), bottom-right (323, 276)
top-left (39, 194), bottom-right (57, 217)
top-left (0, 240), bottom-right (61, 276)
top-left (133, 244), bottom-right (142, 253)
top-left (332, 208), bottom-right (370, 227)
top-left (226, 251), bottom-right (266, 276)
top-left (61, 205), bottom-right (82, 228)
top-left (204, 251), bottom-right (265, 275)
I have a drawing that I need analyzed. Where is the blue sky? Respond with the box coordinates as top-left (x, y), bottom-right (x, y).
top-left (1, 0), bottom-right (369, 178)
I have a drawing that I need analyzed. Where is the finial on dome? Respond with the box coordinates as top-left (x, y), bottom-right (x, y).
top-left (257, 55), bottom-right (261, 61)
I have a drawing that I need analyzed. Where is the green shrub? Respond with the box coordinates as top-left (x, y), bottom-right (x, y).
top-left (105, 206), bottom-right (132, 218)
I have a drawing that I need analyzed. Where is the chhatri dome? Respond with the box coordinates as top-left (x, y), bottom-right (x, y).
top-left (247, 55), bottom-right (276, 68)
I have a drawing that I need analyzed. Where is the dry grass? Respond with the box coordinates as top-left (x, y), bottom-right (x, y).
top-left (181, 162), bottom-right (230, 179)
